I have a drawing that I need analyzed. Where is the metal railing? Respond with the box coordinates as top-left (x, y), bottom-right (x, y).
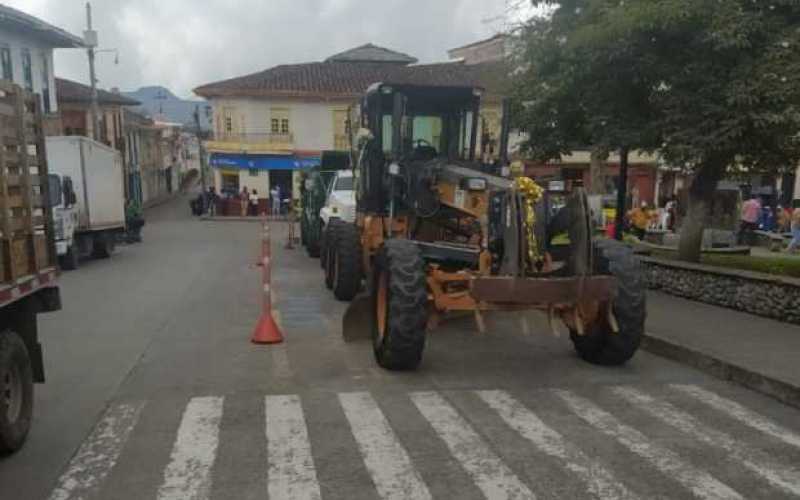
top-left (214, 132), bottom-right (293, 144)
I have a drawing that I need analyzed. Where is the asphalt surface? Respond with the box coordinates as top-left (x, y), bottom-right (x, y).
top-left (2, 194), bottom-right (800, 500)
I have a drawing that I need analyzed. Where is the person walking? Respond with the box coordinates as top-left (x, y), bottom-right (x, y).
top-left (240, 186), bottom-right (249, 217)
top-left (738, 195), bottom-right (761, 245)
top-left (787, 208), bottom-right (800, 253)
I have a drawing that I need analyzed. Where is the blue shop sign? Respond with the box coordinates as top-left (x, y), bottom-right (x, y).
top-left (210, 153), bottom-right (320, 170)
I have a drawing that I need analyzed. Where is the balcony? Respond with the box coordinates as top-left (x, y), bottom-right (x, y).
top-left (205, 132), bottom-right (294, 154)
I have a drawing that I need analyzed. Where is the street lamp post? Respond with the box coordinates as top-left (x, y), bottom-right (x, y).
top-left (84, 2), bottom-right (100, 141)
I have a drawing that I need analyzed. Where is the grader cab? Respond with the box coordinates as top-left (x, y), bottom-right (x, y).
top-left (328, 82), bottom-right (646, 370)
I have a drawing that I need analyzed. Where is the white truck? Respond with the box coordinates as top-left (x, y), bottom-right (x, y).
top-left (45, 136), bottom-right (126, 269)
top-left (320, 170), bottom-right (357, 294)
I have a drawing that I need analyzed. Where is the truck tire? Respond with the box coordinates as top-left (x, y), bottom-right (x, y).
top-left (0, 330), bottom-right (33, 454)
top-left (323, 220), bottom-right (343, 290)
top-left (60, 245), bottom-right (79, 271)
top-left (570, 239), bottom-right (646, 366)
top-left (92, 233), bottom-right (115, 259)
top-left (372, 240), bottom-right (428, 370)
top-left (332, 222), bottom-right (362, 301)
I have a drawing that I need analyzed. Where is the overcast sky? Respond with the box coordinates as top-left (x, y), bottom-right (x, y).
top-left (6, 0), bottom-right (532, 99)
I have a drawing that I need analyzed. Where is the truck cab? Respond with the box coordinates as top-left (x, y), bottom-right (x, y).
top-left (48, 174), bottom-right (79, 270)
top-left (320, 169), bottom-right (356, 226)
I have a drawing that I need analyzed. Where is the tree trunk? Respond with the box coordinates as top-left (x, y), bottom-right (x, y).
top-left (614, 146), bottom-right (629, 241)
top-left (677, 160), bottom-right (726, 262)
top-left (589, 147), bottom-right (607, 195)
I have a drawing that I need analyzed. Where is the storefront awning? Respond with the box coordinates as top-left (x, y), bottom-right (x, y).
top-left (210, 153), bottom-right (320, 170)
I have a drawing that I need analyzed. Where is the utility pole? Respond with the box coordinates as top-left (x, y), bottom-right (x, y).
top-left (84, 2), bottom-right (100, 142)
top-left (194, 105), bottom-right (207, 193)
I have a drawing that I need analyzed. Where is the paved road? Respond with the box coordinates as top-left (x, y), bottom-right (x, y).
top-left (2, 195), bottom-right (800, 500)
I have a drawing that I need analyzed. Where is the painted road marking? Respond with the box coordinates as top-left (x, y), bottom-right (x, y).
top-left (477, 390), bottom-right (637, 500)
top-left (339, 392), bottom-right (432, 500)
top-left (265, 395), bottom-right (322, 500)
top-left (671, 384), bottom-right (800, 450)
top-left (49, 402), bottom-right (145, 500)
top-left (411, 391), bottom-right (536, 500)
top-left (156, 396), bottom-right (223, 500)
top-left (555, 390), bottom-right (742, 500)
top-left (615, 386), bottom-right (800, 496)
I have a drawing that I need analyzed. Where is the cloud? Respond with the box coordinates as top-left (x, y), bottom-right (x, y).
top-left (4, 0), bottom-right (513, 98)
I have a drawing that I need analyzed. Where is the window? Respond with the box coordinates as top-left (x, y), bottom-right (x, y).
top-left (1, 47), bottom-right (12, 81)
top-left (270, 108), bottom-right (289, 136)
top-left (21, 49), bottom-right (32, 91)
top-left (334, 176), bottom-right (354, 191)
top-left (225, 117), bottom-right (232, 132)
top-left (249, 168), bottom-right (259, 177)
top-left (40, 52), bottom-right (50, 113)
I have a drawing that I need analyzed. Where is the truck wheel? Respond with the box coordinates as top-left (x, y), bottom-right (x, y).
top-left (372, 240), bottom-right (428, 370)
top-left (320, 223), bottom-right (328, 269)
top-left (92, 234), bottom-right (115, 259)
top-left (323, 220), bottom-right (342, 290)
top-left (300, 214), bottom-right (308, 247)
top-left (0, 331), bottom-right (33, 454)
top-left (60, 245), bottom-right (79, 271)
top-left (332, 222), bottom-right (362, 301)
top-left (570, 239), bottom-right (646, 366)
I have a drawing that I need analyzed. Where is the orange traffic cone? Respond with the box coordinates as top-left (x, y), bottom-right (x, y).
top-left (251, 311), bottom-right (283, 344)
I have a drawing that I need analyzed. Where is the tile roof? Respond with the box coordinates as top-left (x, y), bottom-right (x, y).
top-left (194, 61), bottom-right (509, 101)
top-left (0, 4), bottom-right (84, 48)
top-left (325, 43), bottom-right (417, 64)
top-left (56, 77), bottom-right (141, 106)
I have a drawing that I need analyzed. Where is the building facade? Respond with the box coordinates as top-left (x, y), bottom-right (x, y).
top-left (0, 5), bottom-right (84, 134)
top-left (195, 44), bottom-right (419, 202)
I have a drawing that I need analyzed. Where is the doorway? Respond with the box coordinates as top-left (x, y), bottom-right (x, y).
top-left (269, 170), bottom-right (293, 199)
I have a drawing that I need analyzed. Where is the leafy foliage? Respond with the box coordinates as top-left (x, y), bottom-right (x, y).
top-left (513, 0), bottom-right (800, 172)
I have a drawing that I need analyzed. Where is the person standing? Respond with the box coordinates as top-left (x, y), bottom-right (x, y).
top-left (738, 195), bottom-right (761, 245)
top-left (206, 186), bottom-right (218, 216)
top-left (271, 185), bottom-right (281, 216)
top-left (627, 202), bottom-right (653, 240)
top-left (240, 186), bottom-right (249, 217)
top-left (249, 189), bottom-right (259, 216)
top-left (787, 208), bottom-right (800, 253)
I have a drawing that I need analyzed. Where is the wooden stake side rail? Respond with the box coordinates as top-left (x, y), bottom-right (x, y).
top-left (0, 83), bottom-right (54, 283)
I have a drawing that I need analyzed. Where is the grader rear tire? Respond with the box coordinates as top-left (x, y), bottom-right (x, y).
top-left (570, 239), bottom-right (646, 365)
top-left (332, 222), bottom-right (362, 301)
top-left (372, 240), bottom-right (428, 370)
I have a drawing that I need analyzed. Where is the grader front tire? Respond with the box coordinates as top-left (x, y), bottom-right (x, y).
top-left (372, 240), bottom-right (428, 371)
top-left (570, 239), bottom-right (646, 365)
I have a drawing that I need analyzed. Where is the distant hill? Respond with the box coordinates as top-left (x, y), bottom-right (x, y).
top-left (122, 86), bottom-right (212, 130)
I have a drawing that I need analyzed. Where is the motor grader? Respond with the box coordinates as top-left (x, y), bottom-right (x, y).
top-left (328, 82), bottom-right (645, 370)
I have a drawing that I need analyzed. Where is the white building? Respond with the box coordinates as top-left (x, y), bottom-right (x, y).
top-left (194, 44), bottom-right (418, 202)
top-left (0, 4), bottom-right (84, 122)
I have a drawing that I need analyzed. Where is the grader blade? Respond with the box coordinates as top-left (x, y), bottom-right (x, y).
top-left (342, 293), bottom-right (373, 342)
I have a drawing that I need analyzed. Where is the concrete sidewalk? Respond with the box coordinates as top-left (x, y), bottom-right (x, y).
top-left (644, 290), bottom-right (800, 408)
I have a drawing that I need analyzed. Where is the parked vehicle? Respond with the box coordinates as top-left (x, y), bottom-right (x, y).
top-left (0, 82), bottom-right (61, 453)
top-left (46, 136), bottom-right (126, 269)
top-left (300, 151), bottom-right (350, 257)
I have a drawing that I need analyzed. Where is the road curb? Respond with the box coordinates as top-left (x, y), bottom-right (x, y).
top-left (642, 333), bottom-right (800, 409)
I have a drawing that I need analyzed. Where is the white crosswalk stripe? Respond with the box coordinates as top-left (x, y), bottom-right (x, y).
top-left (477, 390), bottom-right (638, 500)
top-left (411, 391), bottom-right (536, 500)
top-left (671, 384), bottom-right (800, 450)
top-left (265, 395), bottom-right (322, 500)
top-left (157, 396), bottom-right (224, 500)
top-left (46, 385), bottom-right (800, 500)
top-left (49, 402), bottom-right (145, 500)
top-left (615, 386), bottom-right (800, 497)
top-left (339, 392), bottom-right (432, 500)
top-left (554, 389), bottom-right (743, 500)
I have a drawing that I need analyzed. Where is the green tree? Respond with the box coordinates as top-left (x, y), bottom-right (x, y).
top-left (514, 0), bottom-right (800, 261)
